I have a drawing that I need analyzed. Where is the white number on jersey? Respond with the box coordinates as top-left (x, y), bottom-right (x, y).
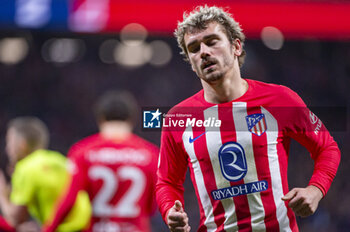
top-left (88, 165), bottom-right (146, 218)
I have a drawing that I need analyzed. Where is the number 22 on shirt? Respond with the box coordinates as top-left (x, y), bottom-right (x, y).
top-left (88, 165), bottom-right (146, 218)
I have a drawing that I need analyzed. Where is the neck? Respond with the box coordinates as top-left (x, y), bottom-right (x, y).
top-left (99, 121), bottom-right (133, 141)
top-left (201, 68), bottom-right (248, 104)
top-left (16, 147), bottom-right (38, 163)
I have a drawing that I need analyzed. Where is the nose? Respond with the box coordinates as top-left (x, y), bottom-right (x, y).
top-left (200, 43), bottom-right (210, 59)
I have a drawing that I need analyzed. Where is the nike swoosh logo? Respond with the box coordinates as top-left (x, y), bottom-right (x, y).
top-left (189, 132), bottom-right (207, 143)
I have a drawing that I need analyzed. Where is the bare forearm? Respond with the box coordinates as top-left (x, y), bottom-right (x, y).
top-left (0, 196), bottom-right (28, 227)
top-left (0, 195), bottom-right (16, 226)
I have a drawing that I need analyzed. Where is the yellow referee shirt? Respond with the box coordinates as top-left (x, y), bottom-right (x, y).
top-left (10, 149), bottom-right (91, 231)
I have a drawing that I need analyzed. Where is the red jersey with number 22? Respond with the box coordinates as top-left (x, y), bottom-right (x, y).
top-left (68, 133), bottom-right (159, 232)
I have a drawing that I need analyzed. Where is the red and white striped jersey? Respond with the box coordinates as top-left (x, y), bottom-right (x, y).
top-left (156, 79), bottom-right (340, 232)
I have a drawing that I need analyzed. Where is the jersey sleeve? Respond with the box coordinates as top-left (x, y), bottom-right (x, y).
top-left (10, 163), bottom-right (35, 206)
top-left (282, 88), bottom-right (341, 196)
top-left (156, 129), bottom-right (189, 222)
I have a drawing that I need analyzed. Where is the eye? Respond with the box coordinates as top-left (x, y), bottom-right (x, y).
top-left (187, 44), bottom-right (200, 54)
top-left (206, 38), bottom-right (218, 46)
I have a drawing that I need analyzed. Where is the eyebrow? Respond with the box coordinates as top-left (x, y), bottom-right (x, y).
top-left (186, 33), bottom-right (219, 49)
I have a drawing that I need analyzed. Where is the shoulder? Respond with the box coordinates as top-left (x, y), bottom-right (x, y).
top-left (13, 150), bottom-right (64, 181)
top-left (68, 133), bottom-right (101, 158)
top-left (132, 134), bottom-right (159, 165)
top-left (130, 135), bottom-right (160, 168)
top-left (166, 90), bottom-right (207, 124)
top-left (17, 150), bottom-right (62, 168)
top-left (172, 90), bottom-right (205, 109)
top-left (247, 79), bottom-right (292, 94)
top-left (247, 79), bottom-right (306, 107)
top-left (129, 134), bottom-right (159, 155)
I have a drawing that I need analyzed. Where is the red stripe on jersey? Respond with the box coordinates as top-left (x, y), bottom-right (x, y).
top-left (219, 105), bottom-right (252, 231)
top-left (192, 114), bottom-right (225, 230)
top-left (247, 107), bottom-right (279, 231)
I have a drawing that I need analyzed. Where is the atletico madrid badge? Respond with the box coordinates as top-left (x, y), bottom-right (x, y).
top-left (245, 113), bottom-right (267, 136)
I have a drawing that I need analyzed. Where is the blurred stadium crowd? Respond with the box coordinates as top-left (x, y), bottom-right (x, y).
top-left (0, 29), bottom-right (349, 231)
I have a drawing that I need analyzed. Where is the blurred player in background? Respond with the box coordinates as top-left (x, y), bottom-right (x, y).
top-left (156, 5), bottom-right (341, 232)
top-left (44, 90), bottom-right (159, 232)
top-left (0, 117), bottom-right (91, 231)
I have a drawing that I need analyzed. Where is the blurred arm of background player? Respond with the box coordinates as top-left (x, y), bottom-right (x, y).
top-left (0, 164), bottom-right (30, 228)
top-left (0, 171), bottom-right (42, 232)
top-left (0, 205), bottom-right (16, 232)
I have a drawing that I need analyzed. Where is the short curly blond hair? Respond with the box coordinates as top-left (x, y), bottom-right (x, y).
top-left (174, 5), bottom-right (246, 67)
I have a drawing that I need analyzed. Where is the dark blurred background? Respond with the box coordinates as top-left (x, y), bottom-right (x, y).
top-left (0, 0), bottom-right (349, 231)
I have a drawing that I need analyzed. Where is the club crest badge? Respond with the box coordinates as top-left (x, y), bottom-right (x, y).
top-left (245, 113), bottom-right (267, 136)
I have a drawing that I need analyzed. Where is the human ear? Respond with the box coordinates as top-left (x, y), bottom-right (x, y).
top-left (233, 39), bottom-right (242, 56)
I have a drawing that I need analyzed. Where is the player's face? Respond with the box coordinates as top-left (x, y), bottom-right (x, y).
top-left (184, 22), bottom-right (242, 83)
top-left (6, 128), bottom-right (27, 165)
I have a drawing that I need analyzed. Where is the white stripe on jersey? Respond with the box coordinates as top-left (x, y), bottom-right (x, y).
top-left (183, 126), bottom-right (217, 232)
top-left (233, 102), bottom-right (266, 232)
top-left (204, 106), bottom-right (238, 232)
top-left (262, 107), bottom-right (291, 232)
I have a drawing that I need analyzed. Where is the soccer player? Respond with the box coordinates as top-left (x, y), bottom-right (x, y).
top-left (44, 91), bottom-right (159, 232)
top-left (0, 117), bottom-right (91, 231)
top-left (156, 5), bottom-right (341, 232)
